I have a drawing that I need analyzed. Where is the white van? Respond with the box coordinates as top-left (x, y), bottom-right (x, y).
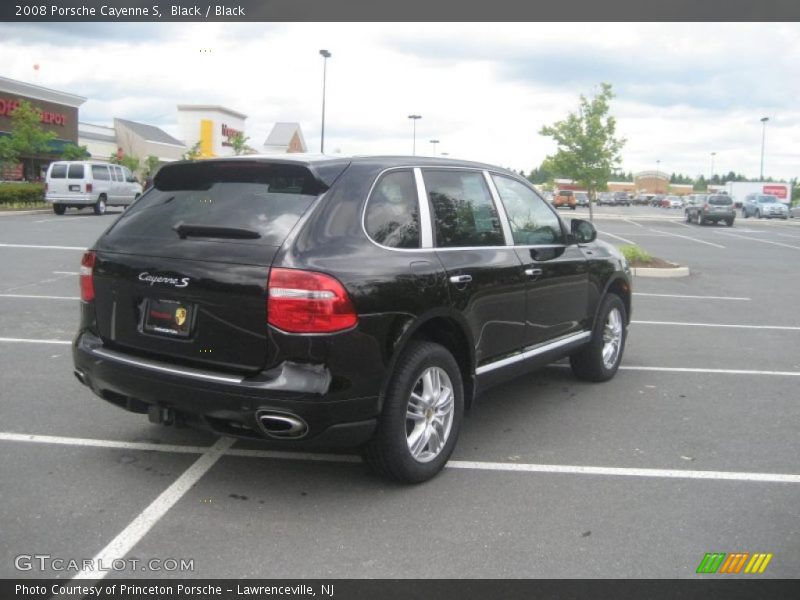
top-left (45, 161), bottom-right (143, 215)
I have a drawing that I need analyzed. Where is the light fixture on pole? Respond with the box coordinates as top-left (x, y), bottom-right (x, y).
top-left (319, 49), bottom-right (331, 154)
top-left (429, 139), bottom-right (439, 156)
top-left (760, 117), bottom-right (769, 180)
top-left (408, 115), bottom-right (421, 156)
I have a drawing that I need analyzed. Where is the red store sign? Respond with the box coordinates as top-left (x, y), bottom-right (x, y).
top-left (763, 185), bottom-right (787, 199)
top-left (0, 98), bottom-right (67, 127)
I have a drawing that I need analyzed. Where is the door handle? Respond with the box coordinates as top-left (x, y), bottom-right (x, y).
top-left (449, 274), bottom-right (473, 284)
top-left (524, 268), bottom-right (543, 278)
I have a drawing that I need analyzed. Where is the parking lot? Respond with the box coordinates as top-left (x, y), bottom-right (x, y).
top-left (1, 204), bottom-right (798, 579)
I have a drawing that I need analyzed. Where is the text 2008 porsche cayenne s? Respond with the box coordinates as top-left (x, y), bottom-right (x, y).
top-left (73, 155), bottom-right (631, 482)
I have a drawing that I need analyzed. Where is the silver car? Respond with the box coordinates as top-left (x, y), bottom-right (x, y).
top-left (742, 194), bottom-right (788, 219)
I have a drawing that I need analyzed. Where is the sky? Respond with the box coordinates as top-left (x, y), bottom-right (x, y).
top-left (1, 22), bottom-right (798, 181)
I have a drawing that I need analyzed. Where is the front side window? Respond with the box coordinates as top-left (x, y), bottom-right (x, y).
top-left (364, 170), bottom-right (420, 249)
top-left (424, 170), bottom-right (504, 248)
top-left (491, 175), bottom-right (563, 245)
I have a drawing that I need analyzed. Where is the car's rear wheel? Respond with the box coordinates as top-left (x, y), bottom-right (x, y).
top-left (52, 204), bottom-right (65, 215)
top-left (756, 210), bottom-right (762, 219)
top-left (94, 195), bottom-right (107, 216)
top-left (697, 213), bottom-right (705, 225)
top-left (570, 294), bottom-right (627, 382)
top-left (362, 340), bottom-right (463, 483)
top-left (726, 218), bottom-right (734, 227)
top-left (684, 211), bottom-right (692, 223)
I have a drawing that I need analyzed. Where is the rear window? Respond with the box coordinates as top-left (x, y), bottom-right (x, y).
top-left (67, 164), bottom-right (84, 179)
top-left (91, 165), bottom-right (110, 180)
top-left (50, 164), bottom-right (66, 179)
top-left (104, 161), bottom-right (325, 247)
top-left (557, 190), bottom-right (573, 197)
top-left (708, 195), bottom-right (732, 206)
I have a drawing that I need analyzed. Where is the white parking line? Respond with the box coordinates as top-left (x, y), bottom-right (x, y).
top-left (715, 230), bottom-right (800, 250)
top-left (0, 243), bottom-right (86, 251)
top-left (73, 437), bottom-right (235, 581)
top-left (53, 271), bottom-right (79, 275)
top-left (0, 432), bottom-right (209, 455)
top-left (632, 320), bottom-right (800, 331)
top-left (0, 294), bottom-right (79, 301)
top-left (633, 293), bottom-right (750, 301)
top-left (0, 337), bottom-right (72, 345)
top-left (598, 231), bottom-right (636, 245)
top-left (619, 366), bottom-right (800, 377)
top-left (3, 431), bottom-right (799, 485)
top-left (623, 218), bottom-right (644, 228)
top-left (647, 228), bottom-right (726, 249)
top-left (33, 216), bottom-right (92, 223)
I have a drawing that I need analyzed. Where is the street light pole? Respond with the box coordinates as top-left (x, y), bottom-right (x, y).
top-left (408, 115), bottom-right (421, 155)
top-left (760, 117), bottom-right (769, 180)
top-left (656, 160), bottom-right (661, 194)
top-left (319, 49), bottom-right (331, 154)
top-left (429, 139), bottom-right (439, 156)
top-left (710, 152), bottom-right (716, 181)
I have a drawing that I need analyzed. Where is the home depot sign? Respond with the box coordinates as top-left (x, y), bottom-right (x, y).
top-left (0, 95), bottom-right (79, 142)
top-left (0, 98), bottom-right (67, 126)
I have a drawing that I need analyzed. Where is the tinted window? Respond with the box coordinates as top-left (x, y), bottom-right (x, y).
top-left (424, 170), bottom-right (504, 248)
top-left (91, 165), bottom-right (110, 180)
top-left (365, 170), bottom-right (420, 249)
top-left (67, 164), bottom-right (84, 179)
top-left (492, 175), bottom-right (563, 245)
top-left (122, 167), bottom-right (134, 181)
top-left (757, 195), bottom-right (778, 203)
top-left (50, 164), bottom-right (66, 179)
top-left (708, 195), bottom-right (732, 206)
top-left (104, 161), bottom-right (324, 247)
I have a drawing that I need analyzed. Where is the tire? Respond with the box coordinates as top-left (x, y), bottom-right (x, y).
top-left (570, 294), bottom-right (627, 382)
top-left (743, 209), bottom-right (748, 218)
top-left (726, 218), bottom-right (734, 227)
top-left (52, 204), bottom-right (65, 215)
top-left (697, 213), bottom-right (705, 226)
top-left (362, 341), bottom-right (464, 483)
top-left (94, 195), bottom-right (107, 216)
top-left (685, 211), bottom-right (692, 223)
top-left (756, 210), bottom-right (762, 219)
top-left (571, 205), bottom-right (576, 210)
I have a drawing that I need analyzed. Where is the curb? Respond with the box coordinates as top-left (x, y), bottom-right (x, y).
top-left (0, 209), bottom-right (50, 217)
top-left (631, 265), bottom-right (690, 278)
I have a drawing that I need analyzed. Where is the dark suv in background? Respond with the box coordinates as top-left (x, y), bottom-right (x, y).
top-left (73, 156), bottom-right (632, 482)
top-left (685, 194), bottom-right (735, 226)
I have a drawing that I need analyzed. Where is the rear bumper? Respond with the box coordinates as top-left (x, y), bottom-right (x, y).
top-left (46, 193), bottom-right (96, 205)
top-left (73, 331), bottom-right (378, 449)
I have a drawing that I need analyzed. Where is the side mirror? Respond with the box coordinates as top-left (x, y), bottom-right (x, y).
top-left (571, 218), bottom-right (597, 244)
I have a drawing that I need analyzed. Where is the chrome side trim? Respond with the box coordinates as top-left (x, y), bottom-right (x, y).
top-left (483, 170), bottom-right (514, 246)
top-left (91, 347), bottom-right (244, 384)
top-left (475, 331), bottom-right (592, 375)
top-left (413, 167), bottom-right (434, 248)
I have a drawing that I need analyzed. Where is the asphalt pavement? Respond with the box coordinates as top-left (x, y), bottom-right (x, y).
top-left (1, 205), bottom-right (798, 579)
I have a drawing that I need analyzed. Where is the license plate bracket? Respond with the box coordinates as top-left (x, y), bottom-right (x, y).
top-left (143, 298), bottom-right (194, 338)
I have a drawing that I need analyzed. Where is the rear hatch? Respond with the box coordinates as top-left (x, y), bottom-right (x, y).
top-left (91, 159), bottom-right (339, 375)
top-left (48, 162), bottom-right (86, 197)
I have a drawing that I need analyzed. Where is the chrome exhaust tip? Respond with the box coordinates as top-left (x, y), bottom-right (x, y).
top-left (255, 411), bottom-right (308, 439)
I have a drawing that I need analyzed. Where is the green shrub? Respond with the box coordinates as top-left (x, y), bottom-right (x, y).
top-left (619, 244), bottom-right (652, 264)
top-left (0, 182), bottom-right (45, 204)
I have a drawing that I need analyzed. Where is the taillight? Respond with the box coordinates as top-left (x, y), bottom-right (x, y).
top-left (267, 268), bottom-right (357, 333)
top-left (80, 250), bottom-right (96, 302)
top-left (86, 183), bottom-right (93, 193)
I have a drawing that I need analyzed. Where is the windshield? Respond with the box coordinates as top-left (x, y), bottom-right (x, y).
top-left (757, 195), bottom-right (779, 203)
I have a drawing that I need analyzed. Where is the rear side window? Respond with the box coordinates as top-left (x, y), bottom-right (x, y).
top-left (104, 161), bottom-right (325, 247)
top-left (67, 164), bottom-right (84, 179)
top-left (708, 196), bottom-right (732, 206)
top-left (111, 166), bottom-right (122, 182)
top-left (424, 170), bottom-right (504, 248)
top-left (365, 170), bottom-right (420, 248)
top-left (492, 175), bottom-right (563, 245)
top-left (91, 165), bottom-right (110, 180)
top-left (50, 164), bottom-right (66, 179)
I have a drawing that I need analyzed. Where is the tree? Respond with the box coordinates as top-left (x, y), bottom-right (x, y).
top-left (182, 142), bottom-right (201, 161)
top-left (3, 100), bottom-right (57, 180)
top-left (694, 175), bottom-right (708, 191)
top-left (61, 143), bottom-right (89, 160)
top-left (228, 132), bottom-right (250, 156)
top-left (144, 155), bottom-right (160, 178)
top-left (539, 83), bottom-right (625, 221)
top-left (110, 152), bottom-right (141, 175)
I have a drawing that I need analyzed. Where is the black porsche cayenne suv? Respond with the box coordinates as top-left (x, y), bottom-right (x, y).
top-left (73, 155), bottom-right (631, 482)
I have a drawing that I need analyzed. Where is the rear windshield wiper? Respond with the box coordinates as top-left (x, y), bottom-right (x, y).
top-left (172, 221), bottom-right (261, 240)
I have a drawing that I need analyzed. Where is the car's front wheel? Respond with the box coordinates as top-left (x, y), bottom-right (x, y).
top-left (52, 204), bottom-right (65, 215)
top-left (570, 294), bottom-right (627, 382)
top-left (362, 341), bottom-right (463, 483)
